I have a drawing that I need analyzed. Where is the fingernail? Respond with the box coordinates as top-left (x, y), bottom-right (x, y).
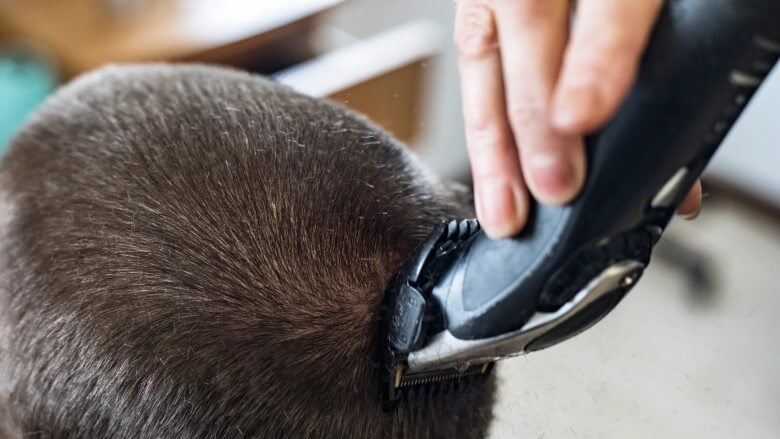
top-left (681, 200), bottom-right (703, 221)
top-left (553, 85), bottom-right (599, 131)
top-left (528, 154), bottom-right (575, 202)
top-left (476, 178), bottom-right (522, 238)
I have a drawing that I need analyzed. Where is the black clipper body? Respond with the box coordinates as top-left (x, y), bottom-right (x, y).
top-left (379, 0), bottom-right (780, 410)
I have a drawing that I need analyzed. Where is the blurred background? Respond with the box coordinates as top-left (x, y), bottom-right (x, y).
top-left (1, 1), bottom-right (779, 438)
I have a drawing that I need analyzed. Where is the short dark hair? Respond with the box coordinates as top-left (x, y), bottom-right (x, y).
top-left (0, 65), bottom-right (495, 438)
top-left (0, 398), bottom-right (19, 438)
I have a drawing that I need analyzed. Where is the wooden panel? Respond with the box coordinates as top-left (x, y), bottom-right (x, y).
top-left (0, 0), bottom-right (344, 78)
top-left (275, 21), bottom-right (443, 144)
top-left (328, 62), bottom-right (424, 143)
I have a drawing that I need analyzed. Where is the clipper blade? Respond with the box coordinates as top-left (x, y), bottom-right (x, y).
top-left (395, 362), bottom-right (492, 390)
top-left (380, 354), bottom-right (493, 411)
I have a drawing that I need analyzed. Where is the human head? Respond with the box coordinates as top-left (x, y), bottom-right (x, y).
top-left (0, 65), bottom-right (495, 438)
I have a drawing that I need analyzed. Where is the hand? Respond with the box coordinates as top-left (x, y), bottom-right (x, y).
top-left (454, 0), bottom-right (703, 238)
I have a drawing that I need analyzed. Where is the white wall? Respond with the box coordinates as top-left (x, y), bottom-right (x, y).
top-left (707, 64), bottom-right (780, 206)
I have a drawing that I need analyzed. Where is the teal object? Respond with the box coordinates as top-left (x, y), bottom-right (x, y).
top-left (0, 46), bottom-right (58, 155)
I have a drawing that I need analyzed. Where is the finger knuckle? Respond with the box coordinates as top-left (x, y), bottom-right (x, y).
top-left (467, 125), bottom-right (505, 153)
top-left (454, 4), bottom-right (498, 58)
top-left (469, 149), bottom-right (510, 180)
top-left (507, 101), bottom-right (545, 127)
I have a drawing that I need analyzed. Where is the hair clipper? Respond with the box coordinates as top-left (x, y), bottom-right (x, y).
top-left (378, 0), bottom-right (780, 410)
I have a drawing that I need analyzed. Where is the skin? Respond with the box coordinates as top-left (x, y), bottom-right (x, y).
top-left (455, 0), bottom-right (703, 238)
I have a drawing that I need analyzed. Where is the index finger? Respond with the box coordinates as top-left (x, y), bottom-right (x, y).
top-left (455, 0), bottom-right (529, 238)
